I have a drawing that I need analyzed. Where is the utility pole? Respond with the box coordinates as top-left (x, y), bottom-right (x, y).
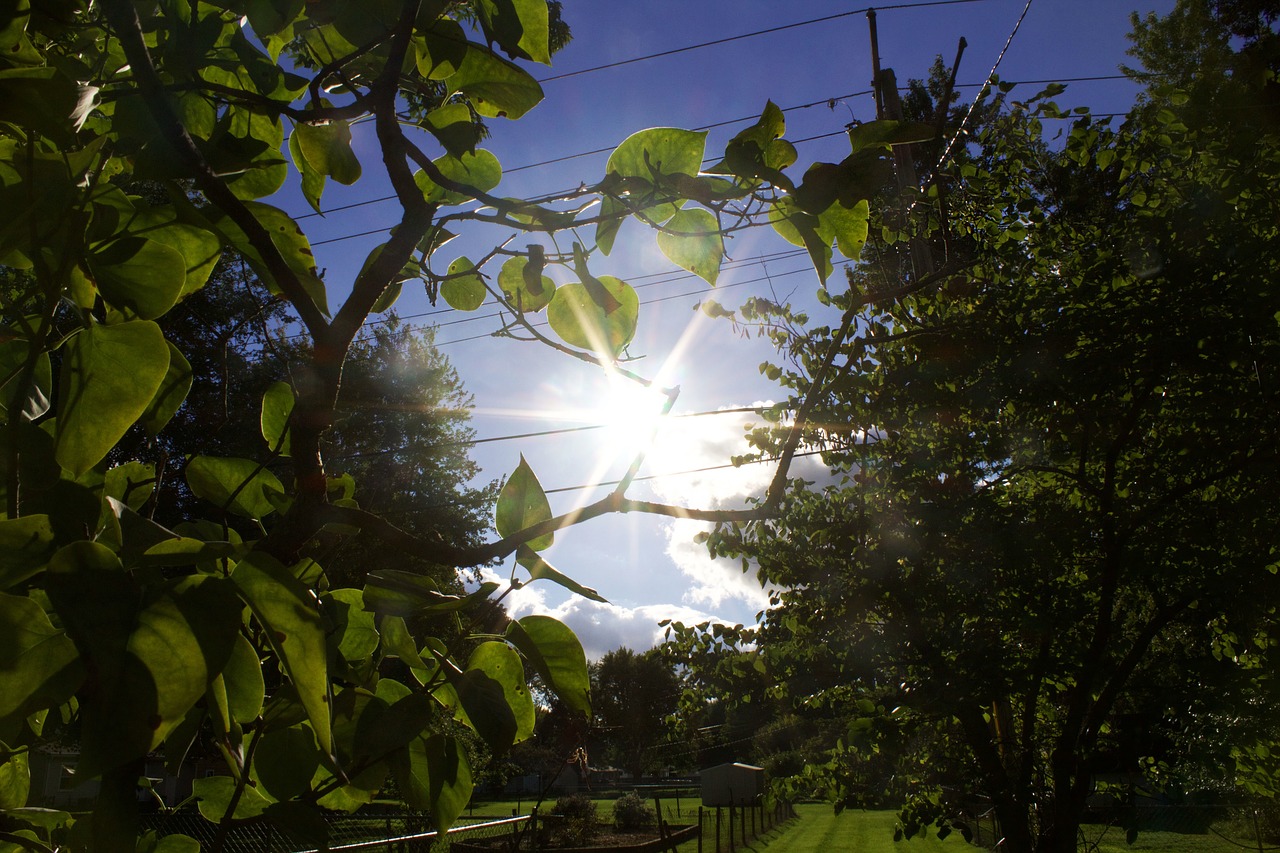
top-left (866, 9), bottom-right (934, 280)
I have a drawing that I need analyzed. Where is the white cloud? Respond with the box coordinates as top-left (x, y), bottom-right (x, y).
top-left (481, 567), bottom-right (724, 660)
top-left (634, 403), bottom-right (831, 611)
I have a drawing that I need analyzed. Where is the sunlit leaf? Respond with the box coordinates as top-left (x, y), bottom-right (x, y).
top-left (252, 724), bottom-right (319, 801)
top-left (497, 254), bottom-right (554, 313)
top-left (322, 588), bottom-right (379, 664)
top-left (389, 733), bottom-right (472, 832)
top-left (546, 276), bottom-right (638, 357)
top-left (186, 456), bottom-right (284, 520)
top-left (515, 546), bottom-right (607, 603)
top-left (505, 615), bottom-right (591, 719)
top-left (441, 256), bottom-right (487, 311)
top-left (141, 342), bottom-right (193, 438)
top-left (475, 0), bottom-right (550, 64)
top-left (294, 120), bottom-right (361, 185)
top-left (55, 321), bottom-right (170, 478)
top-left (232, 553), bottom-right (331, 755)
top-left (495, 456), bottom-right (552, 549)
top-left (0, 516), bottom-right (55, 591)
top-left (456, 642), bottom-right (534, 751)
top-left (415, 149), bottom-right (502, 206)
top-left (657, 207), bottom-right (722, 285)
top-left (0, 592), bottom-right (82, 740)
top-left (260, 381), bottom-right (293, 456)
top-left (195, 774), bottom-right (271, 821)
top-left (446, 45), bottom-right (544, 119)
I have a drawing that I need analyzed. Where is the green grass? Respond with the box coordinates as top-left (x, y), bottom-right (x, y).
top-left (742, 805), bottom-right (968, 853)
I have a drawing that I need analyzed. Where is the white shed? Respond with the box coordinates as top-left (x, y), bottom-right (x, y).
top-left (700, 762), bottom-right (765, 806)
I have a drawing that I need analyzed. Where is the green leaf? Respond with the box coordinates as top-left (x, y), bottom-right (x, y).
top-left (0, 516), bottom-right (55, 590)
top-left (0, 68), bottom-right (79, 146)
top-left (223, 632), bottom-right (265, 725)
top-left (0, 746), bottom-right (29, 809)
top-left (389, 733), bottom-right (472, 832)
top-left (515, 546), bottom-right (607, 603)
top-left (141, 342), bottom-right (193, 438)
top-left (475, 0), bottom-right (550, 64)
top-left (657, 208), bottom-right (722, 285)
top-left (0, 593), bottom-right (82, 741)
top-left (127, 209), bottom-right (223, 300)
top-left (253, 724), bottom-right (320, 801)
top-left (847, 119), bottom-right (937, 154)
top-left (195, 774), bottom-right (271, 821)
top-left (55, 321), bottom-right (170, 478)
top-left (505, 615), bottom-right (590, 719)
top-left (769, 198), bottom-right (832, 282)
top-left (260, 381), bottom-right (293, 456)
top-left (497, 253), bottom-right (555, 313)
top-left (446, 45), bottom-right (544, 120)
top-left (289, 129), bottom-right (326, 214)
top-left (495, 456), bottom-right (552, 549)
top-left (88, 237), bottom-right (188, 320)
top-left (185, 456), bottom-right (284, 520)
top-left (547, 276), bottom-right (638, 356)
top-left (294, 120), bottom-right (362, 185)
top-left (232, 552), bottom-right (331, 755)
top-left (414, 149), bottom-right (502, 205)
top-left (820, 198), bottom-right (870, 259)
top-left (207, 201), bottom-right (328, 316)
top-left (597, 128), bottom-right (708, 255)
top-left (419, 103), bottom-right (482, 157)
top-left (322, 588), bottom-right (379, 664)
top-left (455, 642), bottom-right (534, 751)
top-left (441, 256), bottom-right (487, 311)
top-left (45, 566), bottom-right (240, 776)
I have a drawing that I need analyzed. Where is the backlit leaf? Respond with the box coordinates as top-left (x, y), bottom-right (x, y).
top-left (441, 257), bottom-right (486, 311)
top-left (505, 615), bottom-right (590, 719)
top-left (232, 553), bottom-right (331, 755)
top-left (186, 456), bottom-right (284, 520)
top-left (260, 381), bottom-right (293, 456)
top-left (55, 321), bottom-right (170, 478)
top-left (657, 207), bottom-right (722, 285)
top-left (546, 276), bottom-right (638, 357)
top-left (446, 45), bottom-right (543, 119)
top-left (495, 456), bottom-right (552, 549)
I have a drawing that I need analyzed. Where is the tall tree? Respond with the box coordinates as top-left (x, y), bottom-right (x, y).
top-left (672, 10), bottom-right (1280, 853)
top-left (592, 647), bottom-right (681, 781)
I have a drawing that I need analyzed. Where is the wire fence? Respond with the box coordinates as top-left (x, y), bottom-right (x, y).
top-left (139, 811), bottom-right (531, 853)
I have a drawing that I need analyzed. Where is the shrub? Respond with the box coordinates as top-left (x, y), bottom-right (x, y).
top-left (613, 791), bottom-right (657, 831)
top-left (552, 793), bottom-right (598, 846)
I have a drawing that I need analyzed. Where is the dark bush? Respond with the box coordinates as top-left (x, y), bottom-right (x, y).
top-left (613, 791), bottom-right (656, 830)
top-left (551, 793), bottom-right (598, 846)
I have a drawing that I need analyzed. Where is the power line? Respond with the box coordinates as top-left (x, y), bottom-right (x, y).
top-left (930, 0), bottom-right (1038, 178)
top-left (273, 246), bottom-right (814, 344)
top-left (296, 74), bottom-right (1129, 229)
top-left (543, 448), bottom-right (830, 497)
top-left (535, 0), bottom-right (994, 84)
top-left (327, 406), bottom-right (768, 461)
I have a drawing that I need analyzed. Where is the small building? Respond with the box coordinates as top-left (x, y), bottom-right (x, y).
top-left (700, 762), bottom-right (765, 807)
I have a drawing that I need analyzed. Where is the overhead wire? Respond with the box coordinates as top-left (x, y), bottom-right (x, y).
top-left (534, 0), bottom-right (994, 84)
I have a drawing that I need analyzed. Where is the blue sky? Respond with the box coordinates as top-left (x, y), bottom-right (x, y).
top-left (292, 0), bottom-right (1175, 658)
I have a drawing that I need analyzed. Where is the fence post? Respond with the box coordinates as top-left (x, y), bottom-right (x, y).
top-left (728, 805), bottom-right (734, 853)
top-left (716, 806), bottom-right (722, 853)
top-left (698, 806), bottom-right (704, 853)
top-left (740, 801), bottom-right (747, 847)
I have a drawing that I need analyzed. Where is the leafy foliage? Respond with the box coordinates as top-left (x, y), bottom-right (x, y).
top-left (0, 0), bottom-right (922, 847)
top-left (670, 8), bottom-right (1280, 853)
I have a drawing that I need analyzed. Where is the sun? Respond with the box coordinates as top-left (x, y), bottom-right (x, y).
top-left (595, 374), bottom-right (676, 457)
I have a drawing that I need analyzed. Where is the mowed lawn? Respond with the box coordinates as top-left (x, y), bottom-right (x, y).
top-left (748, 806), bottom-right (1249, 853)
top-left (749, 805), bottom-right (967, 853)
